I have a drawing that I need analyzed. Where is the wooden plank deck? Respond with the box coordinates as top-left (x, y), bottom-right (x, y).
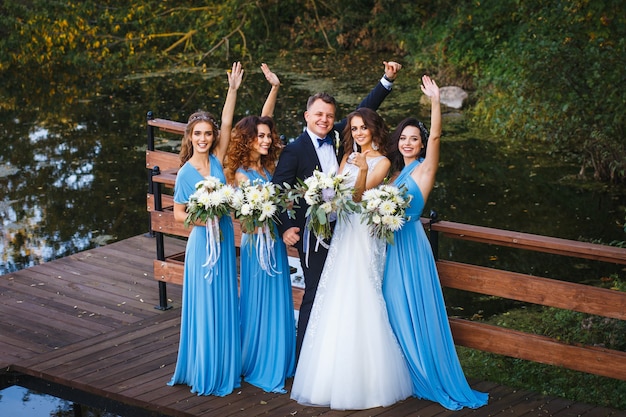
top-left (0, 235), bottom-right (623, 417)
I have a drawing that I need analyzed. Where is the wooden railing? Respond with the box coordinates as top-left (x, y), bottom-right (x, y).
top-left (145, 111), bottom-right (626, 382)
top-left (428, 220), bottom-right (626, 381)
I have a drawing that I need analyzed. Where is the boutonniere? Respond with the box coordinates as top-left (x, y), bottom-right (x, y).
top-left (334, 130), bottom-right (340, 156)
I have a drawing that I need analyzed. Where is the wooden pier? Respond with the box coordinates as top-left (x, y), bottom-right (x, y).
top-left (0, 234), bottom-right (623, 417)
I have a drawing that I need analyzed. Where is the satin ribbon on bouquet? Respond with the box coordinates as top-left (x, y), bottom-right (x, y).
top-left (302, 215), bottom-right (331, 268)
top-left (202, 217), bottom-right (221, 283)
top-left (255, 224), bottom-right (279, 275)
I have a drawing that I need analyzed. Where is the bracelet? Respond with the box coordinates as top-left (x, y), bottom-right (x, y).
top-left (383, 74), bottom-right (394, 83)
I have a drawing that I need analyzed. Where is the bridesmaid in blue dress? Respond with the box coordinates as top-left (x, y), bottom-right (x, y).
top-left (167, 62), bottom-right (244, 396)
top-left (224, 64), bottom-right (296, 393)
top-left (383, 75), bottom-right (489, 410)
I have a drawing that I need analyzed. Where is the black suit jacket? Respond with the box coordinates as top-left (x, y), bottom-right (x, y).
top-left (272, 80), bottom-right (391, 246)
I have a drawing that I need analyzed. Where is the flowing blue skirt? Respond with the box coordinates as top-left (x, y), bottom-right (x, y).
top-left (168, 215), bottom-right (241, 396)
top-left (383, 215), bottom-right (488, 410)
top-left (240, 227), bottom-right (296, 393)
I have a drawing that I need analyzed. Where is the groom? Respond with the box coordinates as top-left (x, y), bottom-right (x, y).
top-left (272, 60), bottom-right (403, 359)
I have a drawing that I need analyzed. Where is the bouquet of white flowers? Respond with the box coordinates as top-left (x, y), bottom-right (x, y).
top-left (231, 179), bottom-right (292, 273)
top-left (297, 169), bottom-right (360, 242)
top-left (360, 184), bottom-right (412, 244)
top-left (184, 176), bottom-right (236, 281)
top-left (231, 178), bottom-right (290, 235)
top-left (185, 176), bottom-right (236, 227)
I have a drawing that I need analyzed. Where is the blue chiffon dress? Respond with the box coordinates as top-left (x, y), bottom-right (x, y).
top-left (237, 168), bottom-right (296, 393)
top-left (167, 154), bottom-right (241, 396)
top-left (383, 159), bottom-right (488, 410)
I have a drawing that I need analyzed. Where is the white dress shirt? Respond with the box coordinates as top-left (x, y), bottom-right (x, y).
top-left (307, 128), bottom-right (339, 174)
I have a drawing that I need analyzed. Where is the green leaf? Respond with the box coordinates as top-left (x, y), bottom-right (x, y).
top-left (316, 207), bottom-right (328, 225)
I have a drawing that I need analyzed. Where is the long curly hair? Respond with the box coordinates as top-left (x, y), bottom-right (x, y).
top-left (387, 117), bottom-right (430, 174)
top-left (224, 115), bottom-right (283, 184)
top-left (341, 107), bottom-right (389, 156)
top-left (179, 111), bottom-right (220, 166)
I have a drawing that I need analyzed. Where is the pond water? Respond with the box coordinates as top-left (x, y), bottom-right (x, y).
top-left (1, 53), bottom-right (625, 313)
top-left (0, 385), bottom-right (122, 417)
top-left (0, 385), bottom-right (70, 416)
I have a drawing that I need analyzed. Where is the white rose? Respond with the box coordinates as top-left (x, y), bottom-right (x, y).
top-left (366, 198), bottom-right (382, 211)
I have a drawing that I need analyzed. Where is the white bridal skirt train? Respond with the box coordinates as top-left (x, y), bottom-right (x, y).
top-left (290, 212), bottom-right (412, 410)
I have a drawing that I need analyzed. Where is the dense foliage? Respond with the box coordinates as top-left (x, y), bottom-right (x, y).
top-left (430, 0), bottom-right (626, 184)
top-left (1, 0), bottom-right (624, 182)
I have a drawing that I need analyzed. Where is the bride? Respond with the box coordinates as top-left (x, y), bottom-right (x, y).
top-left (290, 107), bottom-right (412, 410)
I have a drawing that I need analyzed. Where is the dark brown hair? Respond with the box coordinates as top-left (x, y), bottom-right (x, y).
top-left (341, 107), bottom-right (389, 156)
top-left (387, 117), bottom-right (429, 173)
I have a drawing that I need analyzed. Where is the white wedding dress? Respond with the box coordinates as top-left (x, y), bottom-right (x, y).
top-left (291, 156), bottom-right (412, 410)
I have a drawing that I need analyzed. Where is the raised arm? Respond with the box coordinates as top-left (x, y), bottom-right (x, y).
top-left (413, 75), bottom-right (441, 202)
top-left (334, 60), bottom-right (402, 134)
top-left (215, 61), bottom-right (244, 163)
top-left (260, 63), bottom-right (280, 117)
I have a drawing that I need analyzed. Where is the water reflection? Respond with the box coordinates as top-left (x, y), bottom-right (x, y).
top-left (1, 55), bottom-right (624, 311)
top-left (1, 110), bottom-right (119, 272)
top-left (0, 385), bottom-right (73, 416)
top-left (0, 384), bottom-right (128, 417)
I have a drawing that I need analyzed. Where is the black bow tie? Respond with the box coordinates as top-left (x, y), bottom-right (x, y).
top-left (317, 136), bottom-right (334, 147)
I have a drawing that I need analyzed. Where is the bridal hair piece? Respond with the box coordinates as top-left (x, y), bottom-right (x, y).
top-left (417, 120), bottom-right (429, 143)
top-left (179, 110), bottom-right (221, 166)
top-left (188, 111), bottom-right (219, 130)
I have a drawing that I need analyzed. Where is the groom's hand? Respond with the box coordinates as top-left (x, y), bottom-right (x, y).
top-left (283, 227), bottom-right (301, 246)
top-left (383, 61), bottom-right (402, 81)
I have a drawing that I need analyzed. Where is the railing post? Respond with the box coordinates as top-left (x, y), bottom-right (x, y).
top-left (146, 111), bottom-right (156, 237)
top-left (152, 166), bottom-right (171, 310)
top-left (147, 111), bottom-right (155, 151)
top-left (429, 210), bottom-right (440, 261)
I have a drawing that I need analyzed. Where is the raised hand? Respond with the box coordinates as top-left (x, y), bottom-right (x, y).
top-left (420, 75), bottom-right (440, 101)
top-left (218, 62), bottom-right (244, 162)
top-left (348, 150), bottom-right (370, 172)
top-left (383, 61), bottom-right (403, 81)
top-left (228, 61), bottom-right (244, 90)
top-left (260, 63), bottom-right (280, 117)
top-left (261, 63), bottom-right (280, 87)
